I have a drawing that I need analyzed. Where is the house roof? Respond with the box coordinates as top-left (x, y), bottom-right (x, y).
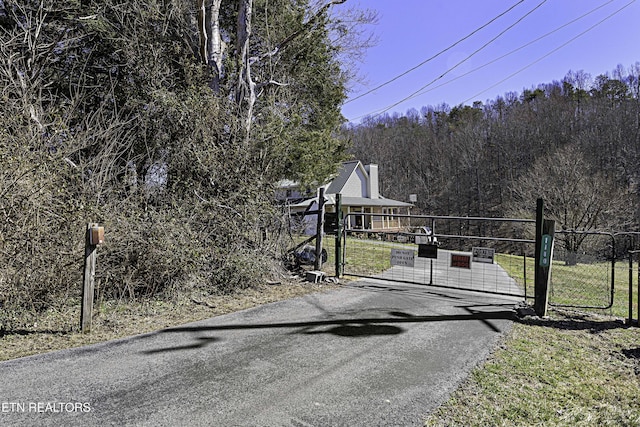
top-left (325, 160), bottom-right (360, 195)
top-left (285, 160), bottom-right (413, 210)
top-left (341, 196), bottom-right (412, 208)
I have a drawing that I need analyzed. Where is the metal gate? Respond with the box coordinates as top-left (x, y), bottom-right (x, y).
top-left (332, 211), bottom-right (639, 312)
top-left (548, 231), bottom-right (640, 314)
top-left (549, 231), bottom-right (615, 310)
top-left (340, 213), bottom-right (535, 299)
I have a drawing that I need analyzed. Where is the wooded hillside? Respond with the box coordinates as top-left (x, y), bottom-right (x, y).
top-left (345, 65), bottom-right (640, 231)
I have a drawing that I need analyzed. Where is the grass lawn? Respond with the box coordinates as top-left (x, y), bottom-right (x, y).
top-left (425, 254), bottom-right (640, 426)
top-left (295, 234), bottom-right (402, 277)
top-left (424, 309), bottom-right (640, 426)
top-left (496, 253), bottom-right (638, 319)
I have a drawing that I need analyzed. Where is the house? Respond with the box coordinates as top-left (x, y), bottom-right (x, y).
top-left (285, 160), bottom-right (413, 233)
top-left (275, 179), bottom-right (309, 205)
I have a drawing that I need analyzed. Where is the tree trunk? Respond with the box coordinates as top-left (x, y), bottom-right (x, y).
top-left (236, 0), bottom-right (256, 140)
top-left (565, 235), bottom-right (578, 266)
top-left (197, 0), bottom-right (224, 92)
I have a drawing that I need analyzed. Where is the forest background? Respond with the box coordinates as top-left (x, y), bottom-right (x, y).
top-left (347, 66), bottom-right (639, 235)
top-left (1, 0), bottom-right (639, 329)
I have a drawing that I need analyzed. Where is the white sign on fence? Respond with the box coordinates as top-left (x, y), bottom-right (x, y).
top-left (472, 247), bottom-right (495, 264)
top-left (391, 249), bottom-right (415, 267)
top-left (415, 235), bottom-right (431, 245)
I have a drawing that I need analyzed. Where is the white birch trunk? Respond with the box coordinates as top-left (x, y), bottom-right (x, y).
top-left (196, 0), bottom-right (224, 92)
top-left (236, 0), bottom-right (256, 140)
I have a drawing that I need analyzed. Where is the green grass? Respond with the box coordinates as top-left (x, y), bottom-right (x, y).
top-left (495, 253), bottom-right (534, 289)
top-left (424, 255), bottom-right (640, 426)
top-left (424, 311), bottom-right (640, 426)
top-left (292, 234), bottom-right (400, 277)
top-left (342, 236), bottom-right (393, 275)
top-left (496, 253), bottom-right (639, 319)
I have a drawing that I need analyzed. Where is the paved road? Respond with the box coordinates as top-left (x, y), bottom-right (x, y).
top-left (1, 281), bottom-right (520, 426)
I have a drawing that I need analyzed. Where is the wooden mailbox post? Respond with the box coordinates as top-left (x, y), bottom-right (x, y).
top-left (81, 223), bottom-right (104, 333)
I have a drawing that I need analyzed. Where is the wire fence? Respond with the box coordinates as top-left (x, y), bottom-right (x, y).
top-left (334, 214), bottom-right (537, 298)
top-left (287, 211), bottom-right (640, 319)
top-left (549, 232), bottom-right (614, 310)
top-left (339, 231), bottom-right (529, 297)
top-left (548, 231), bottom-right (640, 318)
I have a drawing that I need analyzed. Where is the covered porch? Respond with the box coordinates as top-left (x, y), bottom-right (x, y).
top-left (326, 197), bottom-right (413, 232)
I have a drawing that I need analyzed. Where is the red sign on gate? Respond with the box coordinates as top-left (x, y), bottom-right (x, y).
top-left (450, 253), bottom-right (471, 269)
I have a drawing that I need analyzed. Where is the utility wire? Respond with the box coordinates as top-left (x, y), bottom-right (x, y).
top-left (460, 0), bottom-right (636, 105)
top-left (357, 0), bottom-right (549, 120)
top-left (392, 0), bottom-right (617, 106)
top-left (347, 0), bottom-right (632, 122)
top-left (345, 0), bottom-right (526, 105)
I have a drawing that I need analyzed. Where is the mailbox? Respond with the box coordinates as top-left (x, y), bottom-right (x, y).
top-left (418, 244), bottom-right (438, 259)
top-left (89, 225), bottom-right (105, 245)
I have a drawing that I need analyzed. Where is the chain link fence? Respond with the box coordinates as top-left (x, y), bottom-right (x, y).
top-left (549, 231), bottom-right (614, 309)
top-left (549, 231), bottom-right (640, 318)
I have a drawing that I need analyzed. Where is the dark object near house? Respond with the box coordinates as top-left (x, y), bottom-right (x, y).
top-left (324, 212), bottom-right (338, 233)
top-left (294, 245), bottom-right (328, 265)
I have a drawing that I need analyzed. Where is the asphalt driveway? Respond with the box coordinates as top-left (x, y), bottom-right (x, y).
top-left (0, 280), bottom-right (520, 426)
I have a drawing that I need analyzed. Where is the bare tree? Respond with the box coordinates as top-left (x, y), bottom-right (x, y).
top-left (511, 144), bottom-right (632, 264)
top-left (194, 0), bottom-right (351, 141)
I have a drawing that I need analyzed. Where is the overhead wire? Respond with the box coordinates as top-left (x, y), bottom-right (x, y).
top-left (352, 0), bottom-right (549, 120)
top-left (384, 0), bottom-right (618, 108)
top-left (344, 0), bottom-right (526, 105)
top-left (460, 0), bottom-right (637, 105)
top-left (346, 0), bottom-right (633, 122)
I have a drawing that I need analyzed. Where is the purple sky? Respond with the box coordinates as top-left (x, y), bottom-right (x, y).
top-left (341, 0), bottom-right (640, 123)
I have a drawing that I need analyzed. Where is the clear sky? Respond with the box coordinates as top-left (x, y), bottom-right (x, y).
top-left (341, 0), bottom-right (640, 123)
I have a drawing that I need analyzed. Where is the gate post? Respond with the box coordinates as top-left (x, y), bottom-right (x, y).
top-left (314, 187), bottom-right (325, 271)
top-left (335, 193), bottom-right (343, 278)
top-left (81, 223), bottom-right (104, 333)
top-left (628, 252), bottom-right (634, 325)
top-left (629, 250), bottom-right (640, 326)
top-left (534, 199), bottom-right (554, 317)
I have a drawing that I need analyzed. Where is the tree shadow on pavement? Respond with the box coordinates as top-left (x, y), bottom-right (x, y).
top-left (140, 307), bottom-right (516, 354)
top-left (142, 336), bottom-right (221, 355)
top-left (300, 323), bottom-right (405, 337)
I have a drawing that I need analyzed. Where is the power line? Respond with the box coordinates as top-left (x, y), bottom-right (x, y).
top-left (394, 0), bottom-right (617, 106)
top-left (355, 0), bottom-right (549, 120)
top-left (347, 0), bottom-right (634, 122)
top-left (460, 0), bottom-right (637, 105)
top-left (345, 0), bottom-right (526, 105)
